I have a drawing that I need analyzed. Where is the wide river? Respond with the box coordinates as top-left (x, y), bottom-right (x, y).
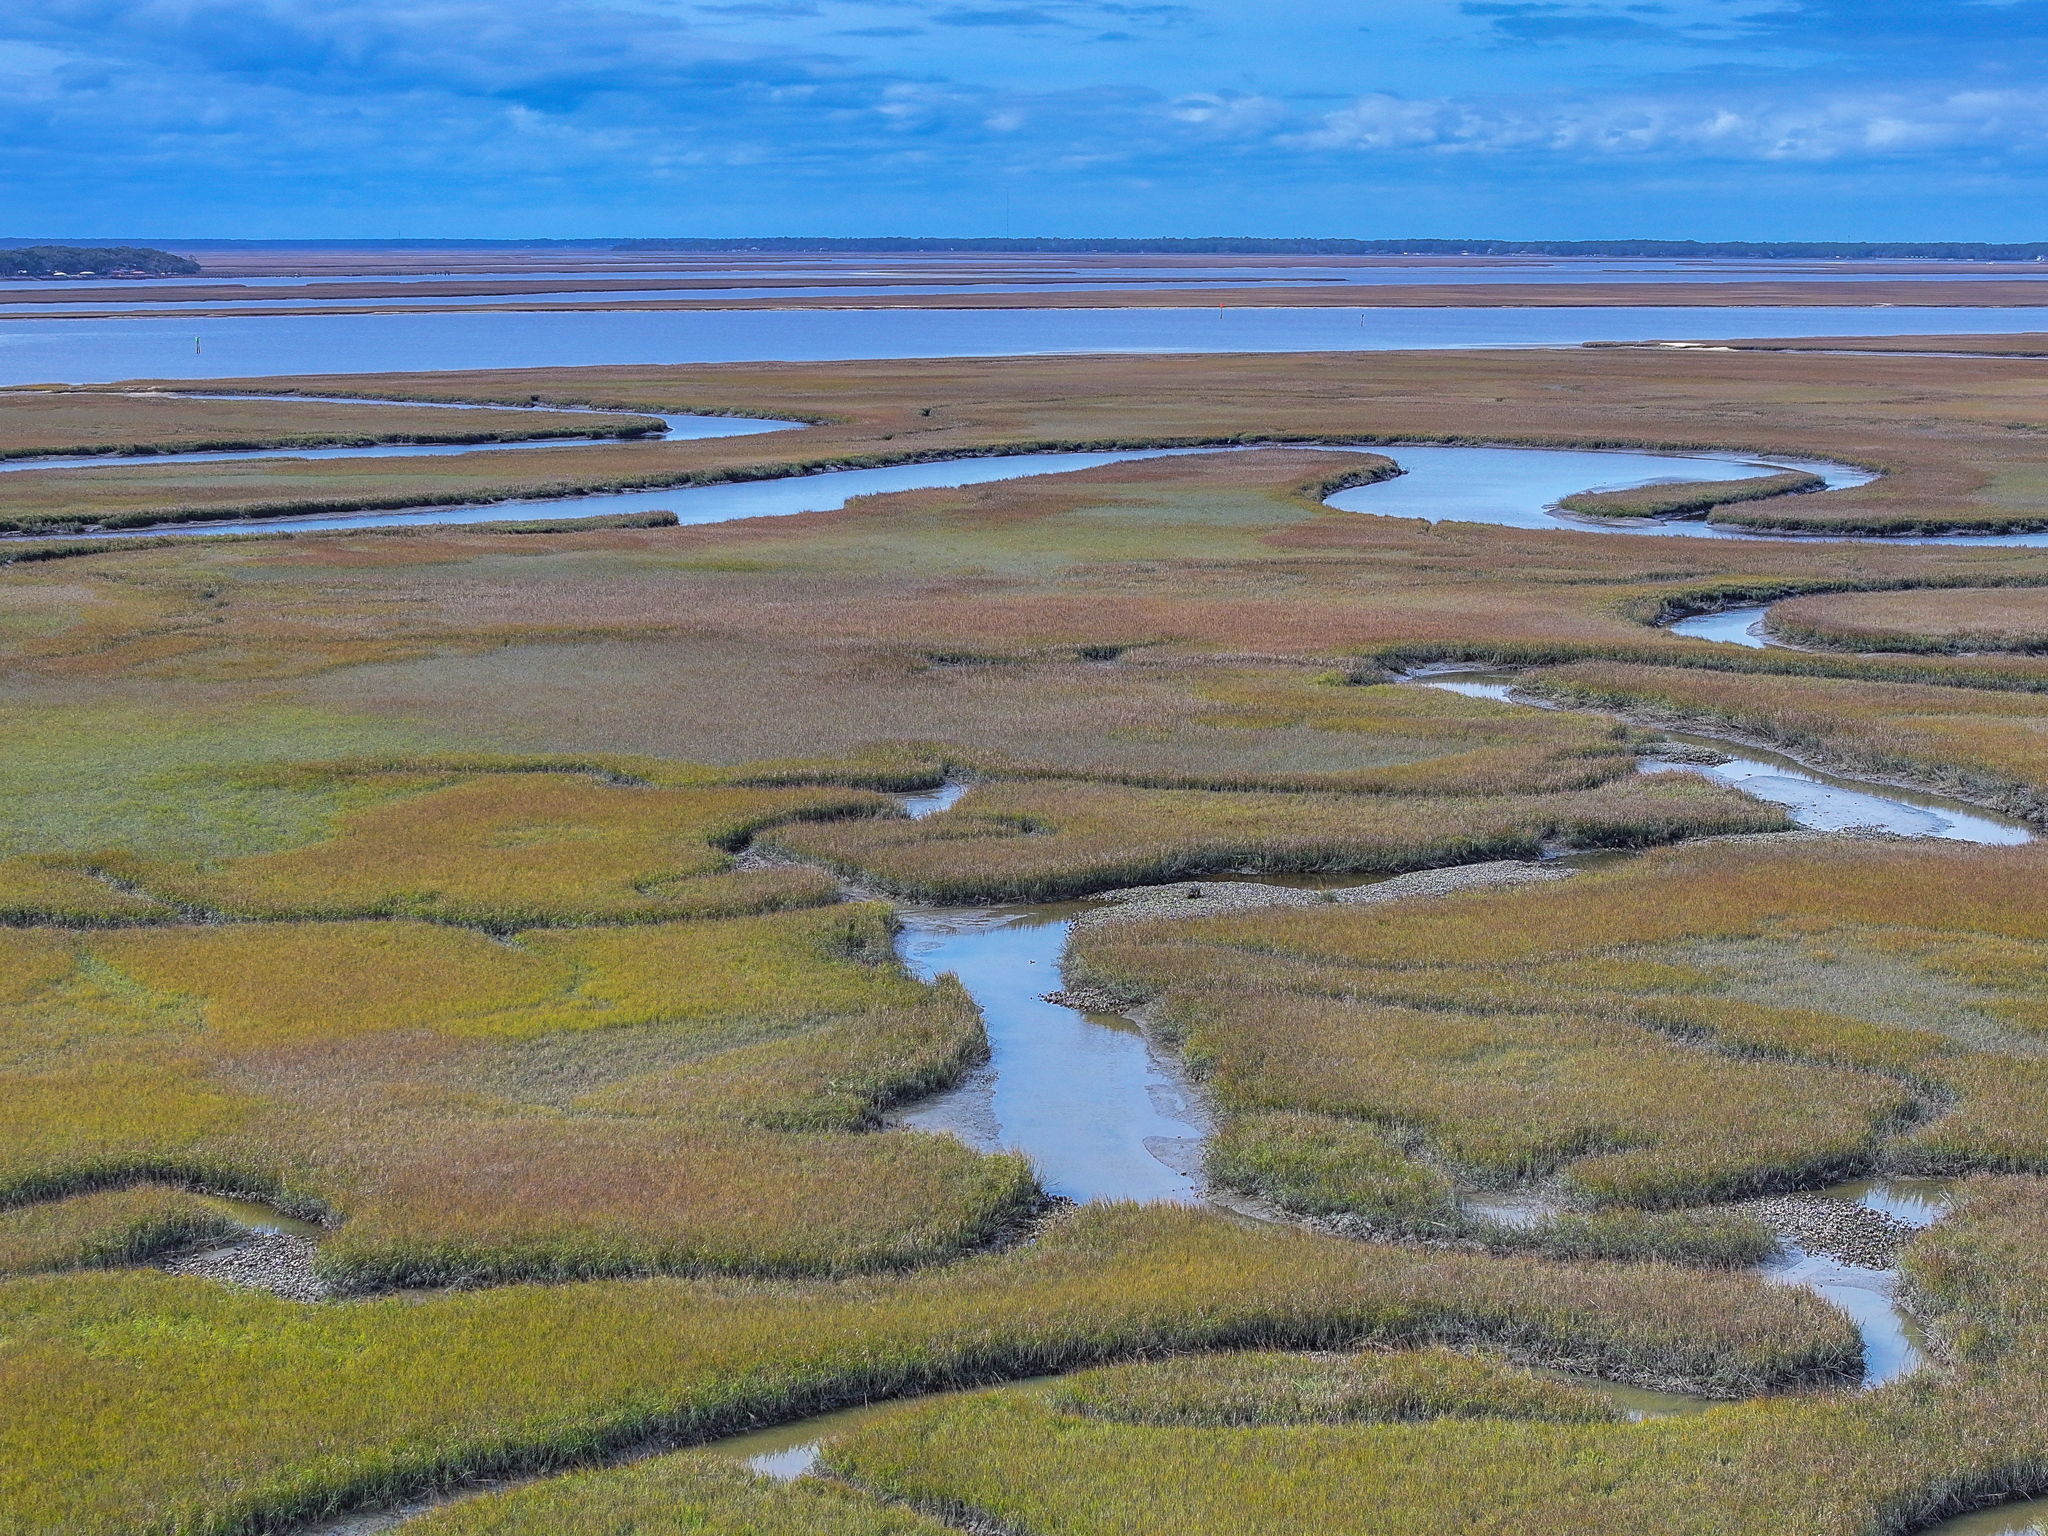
top-left (11, 304), bottom-right (2048, 386)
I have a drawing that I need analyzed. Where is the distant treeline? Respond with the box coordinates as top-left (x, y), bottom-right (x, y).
top-left (614, 237), bottom-right (2048, 261)
top-left (0, 246), bottom-right (200, 278)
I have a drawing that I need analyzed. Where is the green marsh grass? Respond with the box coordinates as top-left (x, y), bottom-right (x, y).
top-left (107, 773), bottom-right (887, 927)
top-left (0, 905), bottom-right (1041, 1284)
top-left (764, 773), bottom-right (1784, 903)
top-left (0, 1203), bottom-right (1856, 1531)
top-left (819, 1181), bottom-right (2048, 1536)
top-left (1041, 1347), bottom-right (1623, 1427)
top-left (0, 1184), bottom-right (239, 1276)
top-left (404, 1454), bottom-right (959, 1536)
top-left (1072, 839), bottom-right (2048, 1207)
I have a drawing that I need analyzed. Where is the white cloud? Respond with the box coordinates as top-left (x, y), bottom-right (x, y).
top-left (1293, 87), bottom-right (2048, 161)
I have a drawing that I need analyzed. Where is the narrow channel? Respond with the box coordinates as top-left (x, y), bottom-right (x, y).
top-left (1667, 604), bottom-right (1781, 647)
top-left (1410, 669), bottom-right (2032, 845)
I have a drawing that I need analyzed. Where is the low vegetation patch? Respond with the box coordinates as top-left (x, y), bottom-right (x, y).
top-left (1769, 587), bottom-right (2048, 655)
top-left (1042, 1347), bottom-right (1624, 1427)
top-left (406, 1453), bottom-right (959, 1535)
top-left (101, 773), bottom-right (884, 928)
top-left (0, 1202), bottom-right (1856, 1529)
top-left (820, 1179), bottom-right (2048, 1536)
top-left (1525, 660), bottom-right (2048, 820)
top-left (0, 902), bottom-right (1036, 1284)
top-left (1073, 839), bottom-right (2048, 1211)
top-left (0, 1184), bottom-right (238, 1275)
top-left (764, 773), bottom-right (1783, 903)
top-left (1557, 468), bottom-right (1825, 520)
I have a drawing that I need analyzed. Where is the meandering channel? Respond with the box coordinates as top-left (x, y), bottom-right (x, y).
top-left (0, 390), bottom-right (1938, 546)
top-left (26, 390), bottom-right (2048, 548)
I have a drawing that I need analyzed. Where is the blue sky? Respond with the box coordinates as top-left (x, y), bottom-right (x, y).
top-left (5, 0), bottom-right (2045, 238)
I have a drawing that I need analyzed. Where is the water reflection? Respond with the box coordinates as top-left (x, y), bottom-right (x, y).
top-left (17, 305), bottom-right (2048, 388)
top-left (895, 907), bottom-right (1207, 1205)
top-left (1668, 606), bottom-right (1777, 648)
top-left (1762, 1247), bottom-right (1922, 1386)
top-left (1925, 1501), bottom-right (2048, 1536)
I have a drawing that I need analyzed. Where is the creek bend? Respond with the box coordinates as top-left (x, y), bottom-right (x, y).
top-left (38, 388), bottom-right (2048, 548)
top-left (10, 405), bottom-right (1906, 544)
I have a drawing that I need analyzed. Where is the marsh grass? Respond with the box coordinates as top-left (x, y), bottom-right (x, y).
top-left (1769, 587), bottom-right (2048, 655)
top-left (764, 773), bottom-right (1784, 903)
top-left (0, 856), bottom-right (171, 925)
top-left (0, 905), bottom-right (1044, 1284)
top-left (0, 392), bottom-right (661, 461)
top-left (1526, 660), bottom-right (2048, 818)
top-left (1557, 469), bottom-right (1825, 520)
top-left (1207, 1112), bottom-right (1460, 1229)
top-left (404, 1454), bottom-right (960, 1535)
top-left (107, 773), bottom-right (889, 927)
top-left (820, 1181), bottom-right (2048, 1536)
top-left (0, 1183), bottom-right (239, 1275)
top-left (0, 1203), bottom-right (1857, 1531)
top-left (1041, 1348), bottom-right (1624, 1427)
top-left (1074, 839), bottom-right (2048, 1205)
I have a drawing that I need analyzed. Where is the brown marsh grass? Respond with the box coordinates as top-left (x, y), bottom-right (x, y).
top-left (1770, 587), bottom-right (2048, 654)
top-left (0, 392), bottom-right (660, 462)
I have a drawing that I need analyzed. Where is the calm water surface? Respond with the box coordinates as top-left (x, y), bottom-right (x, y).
top-left (895, 906), bottom-right (1207, 1205)
top-left (1668, 605), bottom-right (1778, 646)
top-left (15, 305), bottom-right (2048, 387)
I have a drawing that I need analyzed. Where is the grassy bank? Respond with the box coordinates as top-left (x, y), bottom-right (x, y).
top-left (0, 392), bottom-right (664, 462)
top-left (1523, 661), bottom-right (2048, 821)
top-left (1072, 838), bottom-right (2048, 1211)
top-left (0, 1203), bottom-right (1855, 1531)
top-left (821, 1179), bottom-right (2048, 1536)
top-left (1557, 468), bottom-right (1825, 520)
top-left (764, 774), bottom-right (1784, 904)
top-left (1767, 587), bottom-right (2048, 654)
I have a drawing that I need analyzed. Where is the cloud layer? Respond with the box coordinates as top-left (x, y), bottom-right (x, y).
top-left (3, 0), bottom-right (2042, 236)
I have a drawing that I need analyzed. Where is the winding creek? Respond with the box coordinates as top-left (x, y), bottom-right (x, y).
top-left (26, 392), bottom-right (2048, 1531)
top-left (21, 388), bottom-right (2048, 552)
top-left (0, 388), bottom-right (1977, 548)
